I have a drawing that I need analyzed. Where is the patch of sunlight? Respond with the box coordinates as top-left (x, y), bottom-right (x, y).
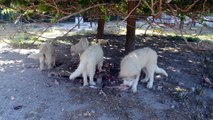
top-left (160, 47), bottom-right (179, 53)
top-left (0, 60), bottom-right (22, 65)
top-left (13, 49), bottom-right (39, 55)
top-left (119, 48), bottom-right (125, 52)
top-left (0, 43), bottom-right (10, 49)
top-left (112, 28), bottom-right (165, 36)
top-left (42, 30), bottom-right (66, 38)
top-left (135, 29), bottom-right (153, 35)
top-left (188, 59), bottom-right (200, 64)
top-left (0, 67), bottom-right (5, 72)
top-left (57, 40), bottom-right (73, 45)
top-left (103, 57), bottom-right (111, 60)
top-left (175, 86), bottom-right (187, 92)
top-left (194, 34), bottom-right (213, 42)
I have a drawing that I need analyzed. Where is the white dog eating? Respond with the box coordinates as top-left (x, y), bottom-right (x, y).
top-left (69, 44), bottom-right (103, 86)
top-left (119, 47), bottom-right (168, 93)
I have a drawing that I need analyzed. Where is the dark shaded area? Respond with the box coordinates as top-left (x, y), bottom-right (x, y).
top-left (2, 34), bottom-right (212, 119)
top-left (52, 34), bottom-right (213, 120)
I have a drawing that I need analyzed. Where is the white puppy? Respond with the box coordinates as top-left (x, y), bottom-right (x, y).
top-left (70, 38), bottom-right (89, 56)
top-left (28, 43), bottom-right (55, 70)
top-left (69, 44), bottom-right (103, 86)
top-left (119, 47), bottom-right (168, 93)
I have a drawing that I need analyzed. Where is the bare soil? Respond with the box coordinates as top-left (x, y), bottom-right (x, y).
top-left (0, 34), bottom-right (212, 120)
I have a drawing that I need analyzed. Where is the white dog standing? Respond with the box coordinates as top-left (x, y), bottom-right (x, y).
top-left (69, 44), bottom-right (103, 86)
top-left (70, 38), bottom-right (89, 56)
top-left (28, 43), bottom-right (55, 70)
top-left (119, 47), bottom-right (168, 93)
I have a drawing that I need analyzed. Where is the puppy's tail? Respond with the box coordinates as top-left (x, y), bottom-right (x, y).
top-left (28, 53), bottom-right (43, 59)
top-left (155, 66), bottom-right (168, 77)
top-left (69, 60), bottom-right (87, 80)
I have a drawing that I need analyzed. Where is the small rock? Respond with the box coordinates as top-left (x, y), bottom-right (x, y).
top-left (178, 82), bottom-right (184, 86)
top-left (11, 96), bottom-right (15, 100)
top-left (157, 85), bottom-right (163, 91)
top-left (83, 111), bottom-right (92, 117)
top-left (89, 85), bottom-right (97, 89)
top-left (171, 105), bottom-right (175, 109)
top-left (91, 110), bottom-right (95, 114)
top-left (54, 79), bottom-right (60, 85)
top-left (191, 87), bottom-right (195, 92)
top-left (14, 105), bottom-right (23, 110)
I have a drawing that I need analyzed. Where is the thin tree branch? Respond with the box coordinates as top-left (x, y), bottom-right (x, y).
top-left (58, 3), bottom-right (108, 22)
top-left (120, 0), bottom-right (141, 23)
top-left (174, 0), bottom-right (200, 13)
top-left (62, 17), bottom-right (83, 37)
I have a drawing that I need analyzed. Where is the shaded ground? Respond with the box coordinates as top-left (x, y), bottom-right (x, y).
top-left (0, 34), bottom-right (213, 120)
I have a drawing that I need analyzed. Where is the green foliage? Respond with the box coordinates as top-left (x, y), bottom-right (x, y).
top-left (50, 13), bottom-right (63, 23)
top-left (153, 28), bottom-right (164, 35)
top-left (186, 37), bottom-right (200, 42)
top-left (37, 4), bottom-right (53, 13)
top-left (104, 16), bottom-right (110, 22)
top-left (0, 0), bottom-right (12, 7)
top-left (78, 0), bottom-right (91, 6)
top-left (179, 12), bottom-right (186, 21)
top-left (1, 8), bottom-right (15, 14)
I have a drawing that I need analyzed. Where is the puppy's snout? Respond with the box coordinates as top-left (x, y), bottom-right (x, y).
top-left (123, 80), bottom-right (134, 87)
top-left (71, 53), bottom-right (75, 56)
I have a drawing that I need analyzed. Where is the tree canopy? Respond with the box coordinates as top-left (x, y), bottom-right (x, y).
top-left (0, 0), bottom-right (212, 22)
top-left (0, 0), bottom-right (212, 53)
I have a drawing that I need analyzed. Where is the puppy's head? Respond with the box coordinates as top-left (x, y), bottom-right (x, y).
top-left (122, 78), bottom-right (134, 87)
top-left (120, 76), bottom-right (134, 87)
top-left (119, 75), bottom-right (136, 88)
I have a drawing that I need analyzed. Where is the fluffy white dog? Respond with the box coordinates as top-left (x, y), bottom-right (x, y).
top-left (69, 44), bottom-right (103, 86)
top-left (70, 38), bottom-right (89, 56)
top-left (28, 43), bottom-right (55, 70)
top-left (119, 47), bottom-right (168, 93)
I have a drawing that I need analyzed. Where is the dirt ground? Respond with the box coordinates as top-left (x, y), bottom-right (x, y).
top-left (0, 34), bottom-right (213, 120)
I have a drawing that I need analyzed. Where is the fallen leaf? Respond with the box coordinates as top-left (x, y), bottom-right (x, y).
top-left (11, 96), bottom-right (15, 100)
top-left (99, 90), bottom-right (107, 96)
top-left (204, 77), bottom-right (213, 87)
top-left (54, 79), bottom-right (60, 85)
top-left (14, 105), bottom-right (23, 110)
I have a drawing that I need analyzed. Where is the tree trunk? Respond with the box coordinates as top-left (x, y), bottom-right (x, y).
top-left (97, 17), bottom-right (105, 39)
top-left (125, 1), bottom-right (137, 54)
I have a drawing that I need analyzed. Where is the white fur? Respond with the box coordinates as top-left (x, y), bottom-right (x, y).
top-left (28, 43), bottom-right (55, 70)
top-left (119, 47), bottom-right (168, 93)
top-left (70, 38), bottom-right (89, 56)
top-left (69, 44), bottom-right (104, 86)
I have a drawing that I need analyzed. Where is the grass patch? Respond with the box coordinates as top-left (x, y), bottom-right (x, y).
top-left (3, 33), bottom-right (44, 48)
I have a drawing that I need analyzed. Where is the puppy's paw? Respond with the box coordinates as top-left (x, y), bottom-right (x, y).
top-left (164, 72), bottom-right (168, 77)
top-left (131, 87), bottom-right (137, 93)
top-left (141, 78), bottom-right (148, 83)
top-left (69, 75), bottom-right (74, 80)
top-left (146, 82), bottom-right (153, 89)
top-left (83, 82), bottom-right (89, 86)
top-left (89, 81), bottom-right (96, 86)
top-left (39, 68), bottom-right (45, 71)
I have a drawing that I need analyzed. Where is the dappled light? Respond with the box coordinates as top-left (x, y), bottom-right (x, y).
top-left (0, 60), bottom-right (22, 65)
top-left (175, 86), bottom-right (187, 92)
top-left (160, 47), bottom-right (180, 53)
top-left (0, 59), bottom-right (23, 72)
